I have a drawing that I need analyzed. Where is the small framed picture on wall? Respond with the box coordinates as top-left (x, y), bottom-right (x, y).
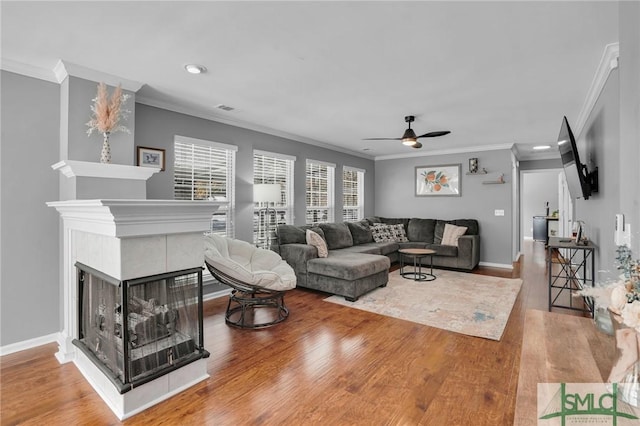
top-left (137, 146), bottom-right (165, 171)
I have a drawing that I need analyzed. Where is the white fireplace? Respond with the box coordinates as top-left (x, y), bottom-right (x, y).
top-left (49, 161), bottom-right (224, 419)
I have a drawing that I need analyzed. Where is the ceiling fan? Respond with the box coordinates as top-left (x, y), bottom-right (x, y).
top-left (363, 115), bottom-right (450, 149)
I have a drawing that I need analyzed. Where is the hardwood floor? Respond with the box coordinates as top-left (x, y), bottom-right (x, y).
top-left (1, 240), bottom-right (571, 425)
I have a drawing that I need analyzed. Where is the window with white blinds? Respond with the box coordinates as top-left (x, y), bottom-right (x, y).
top-left (253, 151), bottom-right (295, 245)
top-left (174, 135), bottom-right (237, 237)
top-left (343, 167), bottom-right (365, 222)
top-left (306, 160), bottom-right (335, 224)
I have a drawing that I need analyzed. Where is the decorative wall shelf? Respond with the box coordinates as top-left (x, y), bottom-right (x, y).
top-left (483, 173), bottom-right (506, 184)
top-left (466, 170), bottom-right (488, 175)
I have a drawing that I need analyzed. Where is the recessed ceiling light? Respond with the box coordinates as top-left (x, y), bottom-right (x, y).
top-left (533, 145), bottom-right (551, 150)
top-left (184, 64), bottom-right (206, 74)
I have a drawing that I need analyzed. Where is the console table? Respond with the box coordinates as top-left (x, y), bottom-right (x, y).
top-left (514, 309), bottom-right (615, 425)
top-left (547, 237), bottom-right (596, 317)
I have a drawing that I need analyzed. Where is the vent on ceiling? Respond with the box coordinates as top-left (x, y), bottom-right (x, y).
top-left (216, 104), bottom-right (235, 112)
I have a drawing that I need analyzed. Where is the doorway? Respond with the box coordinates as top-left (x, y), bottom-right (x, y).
top-left (519, 169), bottom-right (563, 247)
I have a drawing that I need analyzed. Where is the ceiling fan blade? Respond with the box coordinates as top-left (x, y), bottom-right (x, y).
top-left (412, 142), bottom-right (423, 149)
top-left (362, 137), bottom-right (402, 141)
top-left (416, 131), bottom-right (451, 138)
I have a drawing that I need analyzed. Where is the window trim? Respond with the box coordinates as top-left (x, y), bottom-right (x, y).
top-left (343, 166), bottom-right (365, 222)
top-left (305, 159), bottom-right (336, 224)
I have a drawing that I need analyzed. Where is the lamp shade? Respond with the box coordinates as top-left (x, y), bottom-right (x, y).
top-left (253, 183), bottom-right (281, 203)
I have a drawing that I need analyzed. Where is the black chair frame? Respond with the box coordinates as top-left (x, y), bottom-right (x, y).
top-left (205, 261), bottom-right (289, 329)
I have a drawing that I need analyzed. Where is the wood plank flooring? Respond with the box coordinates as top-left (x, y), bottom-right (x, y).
top-left (1, 241), bottom-right (583, 425)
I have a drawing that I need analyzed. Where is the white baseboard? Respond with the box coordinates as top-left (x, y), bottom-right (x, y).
top-left (478, 261), bottom-right (513, 270)
top-left (0, 332), bottom-right (60, 356)
top-left (203, 288), bottom-right (232, 302)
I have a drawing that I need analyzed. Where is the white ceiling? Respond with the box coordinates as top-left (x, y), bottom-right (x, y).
top-left (1, 1), bottom-right (620, 160)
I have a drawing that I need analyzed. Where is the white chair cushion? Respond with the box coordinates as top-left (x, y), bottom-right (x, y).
top-left (204, 234), bottom-right (296, 291)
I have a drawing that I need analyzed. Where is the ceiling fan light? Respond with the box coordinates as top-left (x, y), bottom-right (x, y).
top-left (402, 138), bottom-right (417, 146)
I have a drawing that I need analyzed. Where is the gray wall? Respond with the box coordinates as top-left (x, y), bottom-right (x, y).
top-left (374, 149), bottom-right (514, 266)
top-left (619, 0), bottom-right (640, 255)
top-left (134, 104), bottom-right (376, 243)
top-left (1, 71), bottom-right (60, 346)
top-left (573, 70), bottom-right (620, 282)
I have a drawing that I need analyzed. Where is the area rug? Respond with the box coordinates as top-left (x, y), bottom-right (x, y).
top-left (324, 269), bottom-right (522, 341)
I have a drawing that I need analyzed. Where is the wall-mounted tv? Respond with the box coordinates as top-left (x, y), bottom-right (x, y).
top-left (557, 116), bottom-right (598, 200)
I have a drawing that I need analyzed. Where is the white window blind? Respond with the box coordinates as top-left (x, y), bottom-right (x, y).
top-left (306, 160), bottom-right (335, 224)
top-left (174, 136), bottom-right (236, 237)
top-left (343, 167), bottom-right (365, 222)
top-left (253, 151), bottom-right (295, 245)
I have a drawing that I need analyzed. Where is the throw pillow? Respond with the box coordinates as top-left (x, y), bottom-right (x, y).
top-left (441, 223), bottom-right (468, 246)
top-left (306, 229), bottom-right (328, 258)
top-left (388, 223), bottom-right (409, 242)
top-left (371, 223), bottom-right (394, 242)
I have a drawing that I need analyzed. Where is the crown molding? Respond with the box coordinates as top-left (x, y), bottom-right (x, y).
top-left (574, 42), bottom-right (619, 137)
top-left (135, 95), bottom-right (375, 160)
top-left (374, 143), bottom-right (515, 161)
top-left (0, 58), bottom-right (58, 83)
top-left (53, 60), bottom-right (144, 92)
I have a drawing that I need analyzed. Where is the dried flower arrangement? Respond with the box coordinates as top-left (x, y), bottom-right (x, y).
top-left (580, 245), bottom-right (640, 330)
top-left (86, 82), bottom-right (131, 136)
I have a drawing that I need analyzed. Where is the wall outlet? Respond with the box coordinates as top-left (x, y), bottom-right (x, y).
top-left (495, 209), bottom-right (505, 216)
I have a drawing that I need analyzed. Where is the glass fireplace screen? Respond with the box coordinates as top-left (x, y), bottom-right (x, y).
top-left (75, 263), bottom-right (208, 393)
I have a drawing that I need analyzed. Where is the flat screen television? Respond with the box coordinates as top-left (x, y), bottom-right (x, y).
top-left (557, 116), bottom-right (597, 200)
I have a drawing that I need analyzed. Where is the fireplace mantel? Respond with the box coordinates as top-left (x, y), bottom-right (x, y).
top-left (47, 199), bottom-right (225, 237)
top-left (52, 160), bottom-right (159, 180)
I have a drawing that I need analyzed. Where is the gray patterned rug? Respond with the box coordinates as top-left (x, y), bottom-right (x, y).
top-left (324, 269), bottom-right (522, 341)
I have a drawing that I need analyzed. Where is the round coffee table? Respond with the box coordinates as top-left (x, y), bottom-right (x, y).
top-left (398, 248), bottom-right (436, 281)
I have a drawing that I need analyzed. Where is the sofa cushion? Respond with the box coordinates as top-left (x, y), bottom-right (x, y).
top-left (307, 253), bottom-right (390, 281)
top-left (277, 224), bottom-right (325, 245)
top-left (407, 218), bottom-right (436, 243)
top-left (380, 217), bottom-right (410, 231)
top-left (319, 222), bottom-right (353, 250)
top-left (306, 229), bottom-right (328, 258)
top-left (347, 220), bottom-right (374, 245)
top-left (426, 243), bottom-right (458, 257)
top-left (434, 220), bottom-right (454, 244)
top-left (277, 224), bottom-right (306, 245)
top-left (371, 223), bottom-right (394, 242)
top-left (454, 219), bottom-right (479, 235)
top-left (373, 241), bottom-right (400, 255)
top-left (330, 244), bottom-right (381, 255)
top-left (441, 224), bottom-right (468, 246)
top-left (365, 216), bottom-right (382, 226)
top-left (398, 241), bottom-right (428, 250)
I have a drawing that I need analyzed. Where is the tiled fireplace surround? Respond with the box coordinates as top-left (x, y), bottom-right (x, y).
top-left (49, 160), bottom-right (224, 420)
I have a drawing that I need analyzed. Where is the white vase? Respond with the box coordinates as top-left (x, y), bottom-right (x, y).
top-left (100, 132), bottom-right (111, 164)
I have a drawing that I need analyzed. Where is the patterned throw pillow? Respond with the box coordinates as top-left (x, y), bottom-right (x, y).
top-left (441, 224), bottom-right (468, 246)
top-left (388, 223), bottom-right (409, 242)
top-left (306, 229), bottom-right (328, 258)
top-left (371, 223), bottom-right (394, 242)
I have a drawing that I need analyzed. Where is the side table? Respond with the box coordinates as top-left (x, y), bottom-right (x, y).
top-left (547, 236), bottom-right (596, 317)
top-left (398, 248), bottom-right (436, 281)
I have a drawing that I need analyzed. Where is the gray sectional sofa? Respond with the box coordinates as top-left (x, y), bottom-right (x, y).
top-left (274, 217), bottom-right (480, 301)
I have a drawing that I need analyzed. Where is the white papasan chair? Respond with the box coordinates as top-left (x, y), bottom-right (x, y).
top-left (204, 234), bottom-right (296, 329)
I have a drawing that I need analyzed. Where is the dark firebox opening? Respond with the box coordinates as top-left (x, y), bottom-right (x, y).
top-left (74, 263), bottom-right (209, 394)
